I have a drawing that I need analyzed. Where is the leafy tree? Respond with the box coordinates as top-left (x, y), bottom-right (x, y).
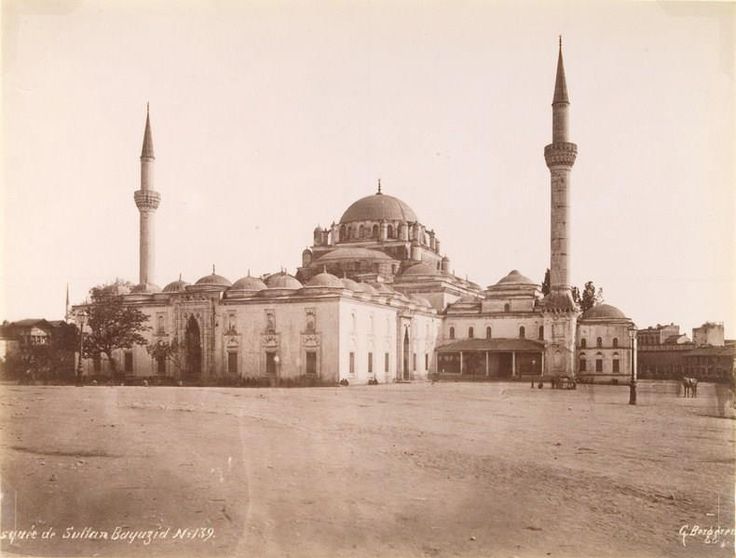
top-left (146, 337), bottom-right (184, 379)
top-left (580, 281), bottom-right (604, 312)
top-left (541, 268), bottom-right (551, 297)
top-left (571, 286), bottom-right (581, 306)
top-left (82, 281), bottom-right (150, 376)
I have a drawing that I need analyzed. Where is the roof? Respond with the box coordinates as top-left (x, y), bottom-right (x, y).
top-left (340, 193), bottom-right (417, 223)
top-left (7, 319), bottom-right (48, 328)
top-left (265, 272), bottom-right (302, 290)
top-left (131, 282), bottom-right (161, 294)
top-left (306, 271), bottom-right (343, 288)
top-left (163, 279), bottom-right (190, 293)
top-left (315, 247), bottom-right (393, 263)
top-left (495, 269), bottom-right (536, 286)
top-left (685, 345), bottom-right (736, 357)
top-left (230, 275), bottom-right (268, 291)
top-left (401, 262), bottom-right (439, 277)
top-left (141, 105), bottom-right (155, 159)
top-left (553, 42), bottom-right (569, 104)
top-left (437, 338), bottom-right (545, 353)
top-left (581, 303), bottom-right (628, 320)
top-left (194, 273), bottom-right (232, 287)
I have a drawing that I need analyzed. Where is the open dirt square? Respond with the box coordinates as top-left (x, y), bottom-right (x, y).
top-left (0, 381), bottom-right (734, 558)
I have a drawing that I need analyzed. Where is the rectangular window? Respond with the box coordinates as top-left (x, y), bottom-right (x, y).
top-left (228, 352), bottom-right (238, 374)
top-left (612, 359), bottom-right (620, 373)
top-left (157, 354), bottom-right (166, 375)
top-left (368, 352), bottom-right (373, 374)
top-left (124, 351), bottom-right (133, 373)
top-left (384, 352), bottom-right (390, 373)
top-left (579, 359), bottom-right (586, 372)
top-left (349, 352), bottom-right (355, 375)
top-left (425, 353), bottom-right (429, 370)
top-left (306, 351), bottom-right (317, 375)
top-left (595, 359), bottom-right (603, 373)
top-left (413, 353), bottom-right (417, 371)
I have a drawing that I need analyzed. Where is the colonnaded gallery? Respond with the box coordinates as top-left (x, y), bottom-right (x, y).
top-left (73, 44), bottom-right (636, 385)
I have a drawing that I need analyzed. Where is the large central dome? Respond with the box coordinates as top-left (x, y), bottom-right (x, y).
top-left (340, 193), bottom-right (417, 223)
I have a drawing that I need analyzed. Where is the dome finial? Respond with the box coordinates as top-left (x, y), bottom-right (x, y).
top-left (377, 178), bottom-right (382, 195)
top-left (212, 264), bottom-right (216, 274)
top-left (247, 268), bottom-right (251, 277)
top-left (178, 272), bottom-right (182, 281)
top-left (323, 265), bottom-right (327, 273)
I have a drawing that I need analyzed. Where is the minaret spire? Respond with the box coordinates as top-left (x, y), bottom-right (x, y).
top-left (553, 37), bottom-right (569, 106)
top-left (134, 105), bottom-right (161, 289)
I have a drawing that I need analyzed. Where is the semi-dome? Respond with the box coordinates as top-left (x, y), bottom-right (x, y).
top-left (354, 282), bottom-right (377, 294)
top-left (194, 272), bottom-right (232, 287)
top-left (340, 193), bottom-right (417, 223)
top-left (265, 272), bottom-right (303, 290)
top-left (496, 269), bottom-right (536, 285)
top-left (402, 262), bottom-right (439, 276)
top-left (315, 247), bottom-right (393, 263)
top-left (230, 275), bottom-right (268, 291)
top-left (307, 271), bottom-right (343, 288)
top-left (163, 279), bottom-right (189, 293)
top-left (581, 303), bottom-right (628, 320)
top-left (409, 294), bottom-right (432, 308)
top-left (341, 277), bottom-right (361, 291)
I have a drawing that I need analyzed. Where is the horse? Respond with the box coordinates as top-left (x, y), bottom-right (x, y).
top-left (682, 377), bottom-right (698, 398)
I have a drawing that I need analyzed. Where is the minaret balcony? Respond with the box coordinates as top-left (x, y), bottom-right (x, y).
top-left (544, 142), bottom-right (577, 168)
top-left (134, 189), bottom-right (161, 211)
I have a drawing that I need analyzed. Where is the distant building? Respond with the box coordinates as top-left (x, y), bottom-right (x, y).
top-left (0, 319), bottom-right (76, 380)
top-left (684, 344), bottom-right (735, 383)
top-left (637, 323), bottom-right (694, 380)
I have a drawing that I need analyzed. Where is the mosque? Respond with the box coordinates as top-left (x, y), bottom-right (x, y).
top-left (73, 43), bottom-right (636, 385)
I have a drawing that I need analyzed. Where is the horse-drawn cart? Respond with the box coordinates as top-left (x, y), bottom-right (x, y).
top-left (551, 375), bottom-right (577, 390)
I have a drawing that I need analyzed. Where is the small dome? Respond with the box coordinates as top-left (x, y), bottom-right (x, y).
top-left (100, 282), bottom-right (131, 296)
top-left (340, 193), bottom-right (418, 223)
top-left (265, 272), bottom-right (303, 290)
top-left (230, 275), bottom-right (268, 291)
top-left (341, 277), bottom-right (361, 291)
top-left (307, 272), bottom-right (343, 288)
top-left (581, 303), bottom-right (628, 320)
top-left (354, 282), bottom-right (377, 294)
top-left (315, 247), bottom-right (393, 263)
top-left (496, 269), bottom-right (536, 286)
top-left (369, 282), bottom-right (395, 294)
top-left (195, 273), bottom-right (232, 287)
top-left (402, 262), bottom-right (439, 276)
top-left (131, 282), bottom-right (161, 294)
top-left (163, 279), bottom-right (189, 293)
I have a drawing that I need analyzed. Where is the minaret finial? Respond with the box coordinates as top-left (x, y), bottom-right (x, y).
top-left (141, 104), bottom-right (155, 159)
top-left (377, 178), bottom-right (382, 195)
top-left (559, 35), bottom-right (562, 50)
top-left (247, 269), bottom-right (251, 277)
top-left (147, 101), bottom-right (149, 115)
top-left (179, 272), bottom-right (182, 281)
top-left (553, 38), bottom-right (569, 104)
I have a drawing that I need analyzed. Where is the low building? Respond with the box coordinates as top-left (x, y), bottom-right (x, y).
top-left (0, 319), bottom-right (77, 380)
top-left (576, 304), bottom-right (636, 384)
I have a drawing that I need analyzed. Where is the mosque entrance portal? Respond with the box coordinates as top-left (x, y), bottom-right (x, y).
top-left (184, 315), bottom-right (202, 380)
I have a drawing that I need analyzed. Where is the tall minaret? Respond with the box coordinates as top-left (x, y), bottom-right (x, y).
top-left (544, 38), bottom-right (577, 309)
top-left (133, 104), bottom-right (161, 288)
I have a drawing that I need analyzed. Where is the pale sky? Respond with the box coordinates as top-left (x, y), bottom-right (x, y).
top-left (2, 0), bottom-right (734, 337)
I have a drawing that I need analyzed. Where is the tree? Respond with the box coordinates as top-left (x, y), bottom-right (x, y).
top-left (580, 281), bottom-right (604, 312)
top-left (82, 281), bottom-right (150, 377)
top-left (146, 337), bottom-right (184, 379)
top-left (541, 268), bottom-right (551, 296)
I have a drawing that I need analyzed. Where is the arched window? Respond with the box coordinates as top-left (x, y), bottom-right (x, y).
top-left (580, 338), bottom-right (587, 349)
top-left (468, 327), bottom-right (474, 339)
top-left (449, 326), bottom-right (455, 340)
top-left (613, 337), bottom-right (619, 348)
top-left (538, 325), bottom-right (544, 340)
top-left (595, 352), bottom-right (603, 372)
top-left (340, 224), bottom-right (346, 241)
top-left (359, 225), bottom-right (365, 238)
top-left (612, 352), bottom-right (620, 373)
top-left (597, 337), bottom-right (603, 348)
top-left (372, 224), bottom-right (379, 238)
top-left (387, 225), bottom-right (394, 238)
top-left (504, 303), bottom-right (511, 312)
top-left (519, 326), bottom-right (525, 339)
top-left (486, 326), bottom-right (492, 339)
top-left (579, 355), bottom-right (587, 372)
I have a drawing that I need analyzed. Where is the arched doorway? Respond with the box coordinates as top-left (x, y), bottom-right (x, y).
top-left (185, 315), bottom-right (202, 380)
top-left (403, 328), bottom-right (410, 381)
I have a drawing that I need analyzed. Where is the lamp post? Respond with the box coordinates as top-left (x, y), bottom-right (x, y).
top-left (74, 308), bottom-right (88, 386)
top-left (629, 326), bottom-right (637, 405)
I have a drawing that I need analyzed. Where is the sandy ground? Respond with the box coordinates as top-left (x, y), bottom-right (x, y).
top-left (0, 380), bottom-right (733, 558)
